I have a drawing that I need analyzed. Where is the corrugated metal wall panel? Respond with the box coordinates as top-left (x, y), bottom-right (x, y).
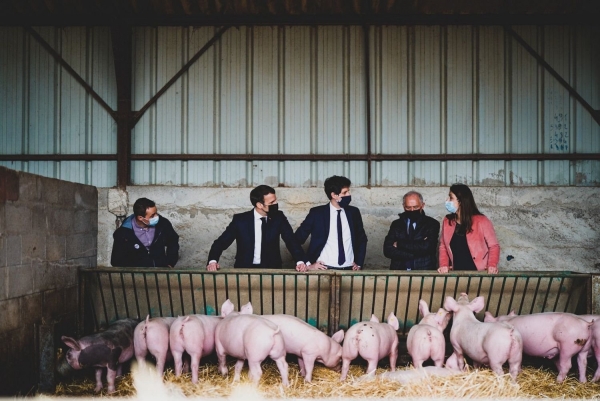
top-left (0, 27), bottom-right (116, 186)
top-left (2, 25), bottom-right (599, 187)
top-left (0, 28), bottom-right (25, 155)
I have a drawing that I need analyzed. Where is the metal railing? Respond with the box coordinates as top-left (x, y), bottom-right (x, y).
top-left (80, 268), bottom-right (590, 337)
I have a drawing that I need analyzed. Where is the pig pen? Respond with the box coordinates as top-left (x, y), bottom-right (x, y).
top-left (50, 268), bottom-right (600, 398)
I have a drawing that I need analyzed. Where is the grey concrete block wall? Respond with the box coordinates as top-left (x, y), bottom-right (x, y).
top-left (0, 166), bottom-right (98, 395)
top-left (98, 186), bottom-right (600, 273)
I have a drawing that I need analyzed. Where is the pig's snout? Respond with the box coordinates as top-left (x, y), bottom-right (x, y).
top-left (56, 354), bottom-right (75, 377)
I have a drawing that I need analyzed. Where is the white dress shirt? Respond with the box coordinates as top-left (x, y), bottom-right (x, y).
top-left (317, 203), bottom-right (354, 268)
top-left (253, 209), bottom-right (265, 264)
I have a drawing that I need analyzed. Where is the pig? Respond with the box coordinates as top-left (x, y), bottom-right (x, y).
top-left (133, 316), bottom-right (178, 378)
top-left (60, 318), bottom-right (139, 393)
top-left (340, 313), bottom-right (400, 380)
top-left (169, 309), bottom-right (225, 383)
top-left (484, 311), bottom-right (591, 382)
top-left (214, 301), bottom-right (289, 386)
top-left (444, 294), bottom-right (522, 381)
top-left (372, 353), bottom-right (462, 384)
top-left (261, 314), bottom-right (345, 382)
top-left (406, 300), bottom-right (451, 368)
top-left (577, 315), bottom-right (600, 382)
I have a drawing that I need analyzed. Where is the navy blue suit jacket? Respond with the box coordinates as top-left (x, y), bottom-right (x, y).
top-left (294, 204), bottom-right (368, 267)
top-left (207, 209), bottom-right (307, 268)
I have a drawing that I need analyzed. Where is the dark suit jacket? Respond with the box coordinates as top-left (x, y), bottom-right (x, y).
top-left (207, 209), bottom-right (307, 268)
top-left (383, 211), bottom-right (440, 270)
top-left (294, 204), bottom-right (368, 267)
top-left (111, 214), bottom-right (180, 267)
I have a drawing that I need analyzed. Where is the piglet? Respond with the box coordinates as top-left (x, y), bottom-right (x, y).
top-left (61, 318), bottom-right (139, 393)
top-left (577, 315), bottom-right (600, 382)
top-left (406, 300), bottom-right (451, 368)
top-left (445, 294), bottom-right (522, 381)
top-left (169, 301), bottom-right (229, 383)
top-left (373, 354), bottom-right (462, 384)
top-left (262, 314), bottom-right (344, 382)
top-left (133, 316), bottom-right (178, 378)
top-left (484, 311), bottom-right (591, 382)
top-left (215, 302), bottom-right (289, 386)
top-left (340, 313), bottom-right (399, 380)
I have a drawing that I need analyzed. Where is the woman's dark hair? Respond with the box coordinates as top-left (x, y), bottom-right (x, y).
top-left (447, 183), bottom-right (482, 233)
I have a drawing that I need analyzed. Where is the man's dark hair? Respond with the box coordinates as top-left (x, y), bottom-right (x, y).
top-left (324, 176), bottom-right (351, 200)
top-left (250, 185), bottom-right (276, 207)
top-left (133, 198), bottom-right (156, 217)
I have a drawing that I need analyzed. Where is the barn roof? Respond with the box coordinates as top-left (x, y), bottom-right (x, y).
top-left (1, 0), bottom-right (598, 26)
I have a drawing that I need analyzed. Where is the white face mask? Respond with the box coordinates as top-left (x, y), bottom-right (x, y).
top-left (445, 200), bottom-right (458, 214)
top-left (147, 215), bottom-right (159, 226)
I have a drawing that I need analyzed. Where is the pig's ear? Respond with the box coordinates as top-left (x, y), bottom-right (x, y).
top-left (221, 299), bottom-right (235, 316)
top-left (418, 300), bottom-right (430, 317)
top-left (508, 310), bottom-right (516, 316)
top-left (331, 330), bottom-right (345, 343)
top-left (483, 311), bottom-right (495, 322)
top-left (370, 314), bottom-right (380, 323)
top-left (444, 296), bottom-right (458, 312)
top-left (61, 336), bottom-right (81, 351)
top-left (386, 313), bottom-right (400, 331)
top-left (240, 302), bottom-right (253, 314)
top-left (469, 296), bottom-right (485, 313)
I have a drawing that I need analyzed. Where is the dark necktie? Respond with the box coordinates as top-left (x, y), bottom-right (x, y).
top-left (337, 210), bottom-right (346, 266)
top-left (260, 217), bottom-right (267, 266)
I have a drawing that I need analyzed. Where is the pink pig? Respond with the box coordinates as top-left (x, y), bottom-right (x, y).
top-left (577, 315), bottom-right (600, 382)
top-left (340, 313), bottom-right (400, 380)
top-left (214, 301), bottom-right (289, 386)
top-left (169, 313), bottom-right (222, 383)
top-left (445, 294), bottom-right (522, 381)
top-left (406, 300), bottom-right (451, 368)
top-left (133, 316), bottom-right (177, 377)
top-left (484, 311), bottom-right (591, 382)
top-left (262, 314), bottom-right (345, 382)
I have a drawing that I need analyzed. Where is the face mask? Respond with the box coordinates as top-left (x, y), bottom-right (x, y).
top-left (337, 195), bottom-right (352, 208)
top-left (147, 215), bottom-right (159, 226)
top-left (404, 210), bottom-right (422, 220)
top-left (266, 203), bottom-right (279, 217)
top-left (445, 201), bottom-right (458, 214)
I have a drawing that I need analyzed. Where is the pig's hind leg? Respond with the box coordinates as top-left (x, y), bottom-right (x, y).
top-left (246, 360), bottom-right (262, 384)
top-left (94, 368), bottom-right (104, 392)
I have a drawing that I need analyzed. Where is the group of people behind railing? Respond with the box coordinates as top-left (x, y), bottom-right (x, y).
top-left (110, 176), bottom-right (499, 274)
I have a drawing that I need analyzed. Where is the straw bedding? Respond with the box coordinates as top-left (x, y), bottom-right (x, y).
top-left (53, 361), bottom-right (600, 399)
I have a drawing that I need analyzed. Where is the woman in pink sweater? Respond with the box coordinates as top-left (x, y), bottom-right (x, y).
top-left (437, 184), bottom-right (500, 274)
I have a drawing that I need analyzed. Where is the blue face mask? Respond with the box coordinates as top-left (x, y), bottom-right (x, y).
top-left (147, 215), bottom-right (159, 226)
top-left (445, 201), bottom-right (458, 214)
top-left (337, 195), bottom-right (352, 208)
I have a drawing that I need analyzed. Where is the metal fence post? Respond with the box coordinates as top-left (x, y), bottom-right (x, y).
top-left (328, 273), bottom-right (341, 336)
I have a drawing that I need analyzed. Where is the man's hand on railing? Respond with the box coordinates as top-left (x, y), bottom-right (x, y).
top-left (308, 261), bottom-right (328, 270)
top-left (207, 261), bottom-right (220, 271)
top-left (295, 262), bottom-right (308, 272)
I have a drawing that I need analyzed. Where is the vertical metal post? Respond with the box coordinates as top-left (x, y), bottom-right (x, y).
top-left (590, 274), bottom-right (600, 314)
top-left (112, 25), bottom-right (133, 189)
top-left (328, 273), bottom-right (341, 336)
top-left (363, 25), bottom-right (373, 188)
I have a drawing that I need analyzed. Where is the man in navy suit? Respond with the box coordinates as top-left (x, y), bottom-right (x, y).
top-left (206, 185), bottom-right (308, 270)
top-left (295, 176), bottom-right (368, 271)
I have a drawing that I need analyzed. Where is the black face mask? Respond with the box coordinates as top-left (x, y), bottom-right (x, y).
top-left (404, 210), bottom-right (422, 221)
top-left (266, 203), bottom-right (279, 217)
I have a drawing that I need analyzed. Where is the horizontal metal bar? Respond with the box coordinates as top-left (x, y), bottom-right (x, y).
top-left (0, 154), bottom-right (117, 161)
top-left (2, 153), bottom-right (598, 163)
top-left (80, 267), bottom-right (590, 279)
top-left (128, 153), bottom-right (600, 162)
top-left (2, 14), bottom-right (599, 27)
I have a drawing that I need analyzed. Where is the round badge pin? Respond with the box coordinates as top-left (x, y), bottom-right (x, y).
top-left (134, 244), bottom-right (140, 249)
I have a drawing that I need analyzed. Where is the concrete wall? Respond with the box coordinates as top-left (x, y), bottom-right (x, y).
top-left (98, 186), bottom-right (600, 273)
top-left (0, 166), bottom-right (97, 395)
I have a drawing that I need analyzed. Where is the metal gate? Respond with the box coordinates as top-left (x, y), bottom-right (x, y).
top-left (80, 268), bottom-right (591, 337)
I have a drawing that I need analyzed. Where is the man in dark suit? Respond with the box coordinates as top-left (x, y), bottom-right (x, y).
top-left (295, 175), bottom-right (368, 271)
top-left (206, 185), bottom-right (308, 270)
top-left (383, 191), bottom-right (440, 270)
